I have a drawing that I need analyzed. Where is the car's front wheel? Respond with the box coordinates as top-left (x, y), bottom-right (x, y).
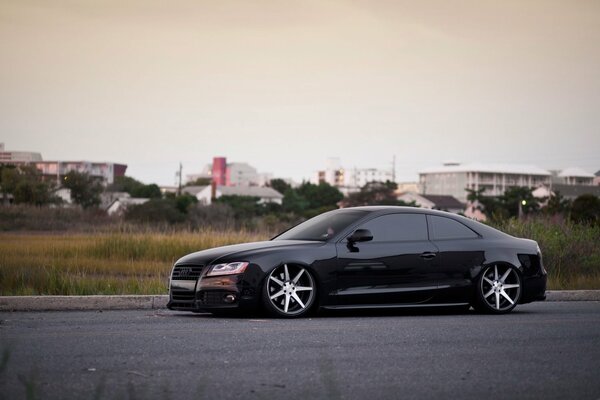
top-left (473, 264), bottom-right (522, 314)
top-left (262, 264), bottom-right (316, 318)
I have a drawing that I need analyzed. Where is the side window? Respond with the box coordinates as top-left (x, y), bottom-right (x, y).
top-left (429, 215), bottom-right (478, 240)
top-left (358, 214), bottom-right (428, 242)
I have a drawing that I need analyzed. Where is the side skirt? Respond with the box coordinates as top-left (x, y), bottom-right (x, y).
top-left (321, 302), bottom-right (470, 310)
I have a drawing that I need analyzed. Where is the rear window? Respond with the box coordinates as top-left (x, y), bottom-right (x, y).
top-left (429, 215), bottom-right (479, 240)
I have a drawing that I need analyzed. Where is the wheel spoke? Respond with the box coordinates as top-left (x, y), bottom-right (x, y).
top-left (483, 288), bottom-right (495, 298)
top-left (295, 286), bottom-right (313, 292)
top-left (270, 276), bottom-right (284, 287)
top-left (500, 268), bottom-right (511, 283)
top-left (503, 284), bottom-right (520, 289)
top-left (494, 265), bottom-right (499, 281)
top-left (495, 292), bottom-right (500, 309)
top-left (291, 292), bottom-right (306, 309)
top-left (292, 269), bottom-right (305, 284)
top-left (483, 277), bottom-right (494, 285)
top-left (270, 290), bottom-right (284, 300)
top-left (284, 293), bottom-right (290, 312)
top-left (284, 264), bottom-right (290, 281)
top-left (500, 290), bottom-right (514, 305)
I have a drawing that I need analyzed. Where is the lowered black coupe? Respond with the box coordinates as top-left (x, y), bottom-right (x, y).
top-left (167, 206), bottom-right (546, 317)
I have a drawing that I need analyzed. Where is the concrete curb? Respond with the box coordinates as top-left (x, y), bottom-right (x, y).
top-left (0, 295), bottom-right (169, 312)
top-left (0, 291), bottom-right (598, 311)
top-left (545, 290), bottom-right (600, 302)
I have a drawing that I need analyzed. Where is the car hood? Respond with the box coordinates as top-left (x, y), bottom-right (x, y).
top-left (174, 240), bottom-right (325, 266)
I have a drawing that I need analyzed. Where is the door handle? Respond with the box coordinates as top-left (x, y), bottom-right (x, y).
top-left (420, 252), bottom-right (437, 259)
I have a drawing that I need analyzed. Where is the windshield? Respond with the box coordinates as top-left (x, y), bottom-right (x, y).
top-left (273, 210), bottom-right (368, 241)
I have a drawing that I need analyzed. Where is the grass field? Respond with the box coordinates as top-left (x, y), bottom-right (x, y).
top-left (0, 231), bottom-right (268, 295)
top-left (1, 219), bottom-right (599, 295)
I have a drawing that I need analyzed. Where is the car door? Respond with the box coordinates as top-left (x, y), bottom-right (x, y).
top-left (333, 213), bottom-right (440, 306)
top-left (426, 214), bottom-right (485, 303)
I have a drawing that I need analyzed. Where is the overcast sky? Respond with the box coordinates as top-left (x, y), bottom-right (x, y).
top-left (1, 0), bottom-right (599, 185)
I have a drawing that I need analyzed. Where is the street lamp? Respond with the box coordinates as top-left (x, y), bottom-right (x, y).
top-left (519, 199), bottom-right (527, 219)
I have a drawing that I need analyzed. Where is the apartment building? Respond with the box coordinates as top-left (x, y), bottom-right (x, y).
top-left (186, 157), bottom-right (272, 187)
top-left (419, 162), bottom-right (552, 202)
top-left (1, 143), bottom-right (126, 185)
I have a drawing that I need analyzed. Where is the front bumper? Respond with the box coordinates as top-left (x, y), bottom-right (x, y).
top-left (167, 273), bottom-right (259, 312)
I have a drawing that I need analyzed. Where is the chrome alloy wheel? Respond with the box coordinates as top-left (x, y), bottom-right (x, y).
top-left (265, 264), bottom-right (315, 316)
top-left (480, 264), bottom-right (521, 312)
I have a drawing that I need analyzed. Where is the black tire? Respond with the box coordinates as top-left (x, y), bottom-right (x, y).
top-left (473, 264), bottom-right (522, 314)
top-left (261, 264), bottom-right (317, 318)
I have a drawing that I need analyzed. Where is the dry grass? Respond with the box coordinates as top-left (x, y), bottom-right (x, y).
top-left (0, 231), bottom-right (268, 295)
top-left (1, 218), bottom-right (599, 295)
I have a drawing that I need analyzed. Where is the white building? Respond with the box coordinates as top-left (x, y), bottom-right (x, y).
top-left (1, 143), bottom-right (127, 185)
top-left (194, 185), bottom-right (283, 205)
top-left (0, 143), bottom-right (42, 162)
top-left (314, 158), bottom-right (395, 193)
top-left (106, 197), bottom-right (150, 216)
top-left (551, 167), bottom-right (595, 186)
top-left (419, 162), bottom-right (552, 202)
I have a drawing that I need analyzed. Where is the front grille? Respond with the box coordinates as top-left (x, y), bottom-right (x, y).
top-left (171, 289), bottom-right (195, 301)
top-left (197, 291), bottom-right (235, 306)
top-left (171, 265), bottom-right (204, 280)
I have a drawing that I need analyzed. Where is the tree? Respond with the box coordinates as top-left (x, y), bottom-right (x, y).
top-left (174, 193), bottom-right (198, 214)
top-left (466, 187), bottom-right (506, 220)
top-left (63, 170), bottom-right (103, 209)
top-left (186, 177), bottom-right (212, 186)
top-left (215, 195), bottom-right (264, 220)
top-left (0, 164), bottom-right (57, 206)
top-left (570, 194), bottom-right (600, 225)
top-left (296, 182), bottom-right (343, 210)
top-left (282, 188), bottom-right (310, 214)
top-left (108, 176), bottom-right (162, 199)
top-left (501, 187), bottom-right (540, 217)
top-left (124, 199), bottom-right (185, 224)
top-left (344, 181), bottom-right (409, 207)
top-left (543, 191), bottom-right (571, 216)
top-left (465, 187), bottom-right (540, 220)
top-left (268, 178), bottom-right (291, 195)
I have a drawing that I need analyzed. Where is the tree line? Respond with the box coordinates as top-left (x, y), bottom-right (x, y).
top-left (2, 163), bottom-right (599, 227)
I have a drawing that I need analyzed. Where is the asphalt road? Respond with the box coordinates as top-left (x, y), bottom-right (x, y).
top-left (1, 302), bottom-right (599, 400)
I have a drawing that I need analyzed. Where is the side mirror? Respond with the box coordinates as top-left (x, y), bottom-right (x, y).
top-left (347, 229), bottom-right (373, 243)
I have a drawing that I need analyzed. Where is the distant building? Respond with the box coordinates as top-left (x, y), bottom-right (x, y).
top-left (106, 197), bottom-right (149, 216)
top-left (550, 167), bottom-right (595, 186)
top-left (194, 185), bottom-right (283, 205)
top-left (533, 184), bottom-right (600, 201)
top-left (419, 162), bottom-right (552, 202)
top-left (313, 158), bottom-right (394, 194)
top-left (182, 185), bottom-right (208, 197)
top-left (595, 170), bottom-right (600, 186)
top-left (0, 143), bottom-right (42, 162)
top-left (33, 161), bottom-right (127, 185)
top-left (397, 192), bottom-right (465, 214)
top-left (0, 143), bottom-right (126, 185)
top-left (395, 181), bottom-right (420, 194)
top-left (186, 157), bottom-right (272, 187)
top-left (159, 186), bottom-right (178, 195)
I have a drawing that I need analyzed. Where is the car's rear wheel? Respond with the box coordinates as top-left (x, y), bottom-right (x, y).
top-left (262, 264), bottom-right (316, 318)
top-left (473, 264), bottom-right (522, 314)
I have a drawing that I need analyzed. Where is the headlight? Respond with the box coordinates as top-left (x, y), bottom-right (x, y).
top-left (206, 262), bottom-right (249, 277)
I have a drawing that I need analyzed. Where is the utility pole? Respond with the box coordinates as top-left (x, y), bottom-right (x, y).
top-left (176, 162), bottom-right (182, 196)
top-left (392, 155), bottom-right (396, 182)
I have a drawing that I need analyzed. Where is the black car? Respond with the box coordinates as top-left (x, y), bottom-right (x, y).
top-left (167, 206), bottom-right (547, 317)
